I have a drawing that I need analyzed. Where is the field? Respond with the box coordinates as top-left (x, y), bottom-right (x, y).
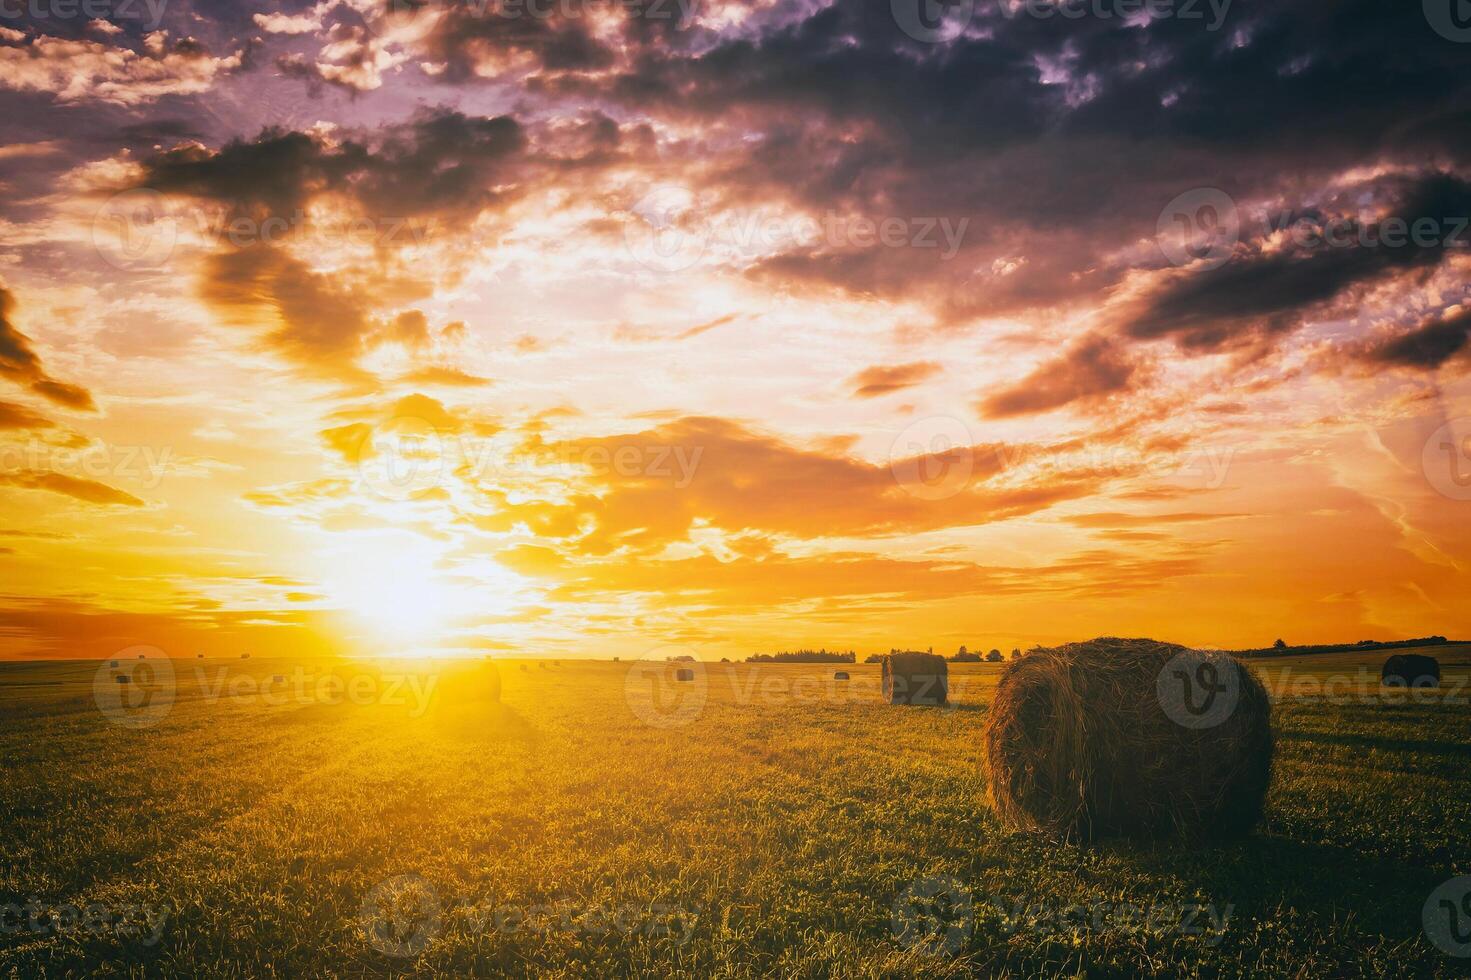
top-left (3, 644), bottom-right (1470, 977)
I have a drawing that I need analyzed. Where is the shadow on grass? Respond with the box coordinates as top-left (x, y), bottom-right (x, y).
top-left (426, 701), bottom-right (542, 748)
top-left (1276, 727), bottom-right (1471, 759)
top-left (1103, 832), bottom-right (1447, 946)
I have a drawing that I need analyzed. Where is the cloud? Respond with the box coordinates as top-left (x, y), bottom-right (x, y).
top-left (0, 400), bottom-right (54, 431)
top-left (0, 286), bottom-right (96, 411)
top-left (470, 416), bottom-right (1102, 554)
top-left (1360, 306), bottom-right (1471, 371)
top-left (136, 108), bottom-right (526, 224)
top-left (850, 361), bottom-right (941, 399)
top-left (396, 366), bottom-right (492, 387)
top-left (0, 470), bottom-right (143, 506)
top-left (0, 31), bottom-right (242, 105)
top-left (499, 545), bottom-right (1205, 612)
top-left (1112, 174), bottom-right (1471, 353)
top-left (198, 245), bottom-right (379, 379)
top-left (979, 335), bottom-right (1140, 418)
top-left (1061, 512), bottom-right (1247, 528)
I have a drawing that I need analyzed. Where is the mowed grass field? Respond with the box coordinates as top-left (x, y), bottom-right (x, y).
top-left (2, 644), bottom-right (1470, 977)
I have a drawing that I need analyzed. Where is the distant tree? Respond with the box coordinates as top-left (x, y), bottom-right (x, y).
top-left (1273, 638), bottom-right (1288, 650)
top-left (1011, 648), bottom-right (1021, 660)
top-left (958, 645), bottom-right (968, 657)
top-left (747, 649), bottom-right (855, 664)
top-left (949, 650), bottom-right (981, 662)
top-left (927, 646), bottom-right (933, 655)
top-left (720, 657), bottom-right (730, 663)
top-left (986, 651), bottom-right (1003, 663)
top-left (865, 653), bottom-right (884, 664)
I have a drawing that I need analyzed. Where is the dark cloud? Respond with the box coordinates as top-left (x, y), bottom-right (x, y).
top-left (136, 109), bottom-right (525, 224)
top-left (1361, 307), bottom-right (1471, 371)
top-left (1113, 174), bottom-right (1471, 352)
top-left (980, 335), bottom-right (1140, 418)
top-left (0, 286), bottom-right (96, 410)
top-left (198, 245), bottom-right (378, 378)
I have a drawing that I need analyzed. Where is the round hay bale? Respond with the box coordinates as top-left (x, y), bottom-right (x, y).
top-left (882, 652), bottom-right (948, 706)
top-left (834, 671), bottom-right (850, 680)
top-left (1382, 654), bottom-right (1440, 688)
top-left (675, 667), bottom-right (695, 682)
top-left (983, 637), bottom-right (1273, 841)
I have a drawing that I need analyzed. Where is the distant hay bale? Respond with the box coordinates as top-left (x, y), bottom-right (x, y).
top-left (983, 638), bottom-right (1273, 841)
top-left (241, 653), bottom-right (250, 659)
top-left (519, 664), bottom-right (528, 672)
top-left (109, 660), bottom-right (118, 668)
top-left (834, 671), bottom-right (850, 680)
top-left (675, 667), bottom-right (695, 682)
top-left (116, 675), bottom-right (131, 684)
top-left (1382, 654), bottom-right (1440, 688)
top-left (882, 652), bottom-right (948, 706)
top-left (272, 674), bottom-right (285, 683)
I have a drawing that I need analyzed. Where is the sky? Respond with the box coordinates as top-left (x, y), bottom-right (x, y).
top-left (0, 0), bottom-right (1469, 660)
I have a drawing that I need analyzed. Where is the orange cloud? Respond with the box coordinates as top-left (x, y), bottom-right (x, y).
top-left (850, 361), bottom-right (942, 399)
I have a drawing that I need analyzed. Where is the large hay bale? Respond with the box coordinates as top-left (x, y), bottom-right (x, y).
top-left (882, 652), bottom-right (948, 706)
top-left (834, 671), bottom-right (850, 680)
top-left (675, 667), bottom-right (695, 682)
top-left (1382, 654), bottom-right (1440, 688)
top-left (983, 637), bottom-right (1272, 841)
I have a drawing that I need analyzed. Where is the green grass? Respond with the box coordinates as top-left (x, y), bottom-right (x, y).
top-left (1, 646), bottom-right (1469, 977)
